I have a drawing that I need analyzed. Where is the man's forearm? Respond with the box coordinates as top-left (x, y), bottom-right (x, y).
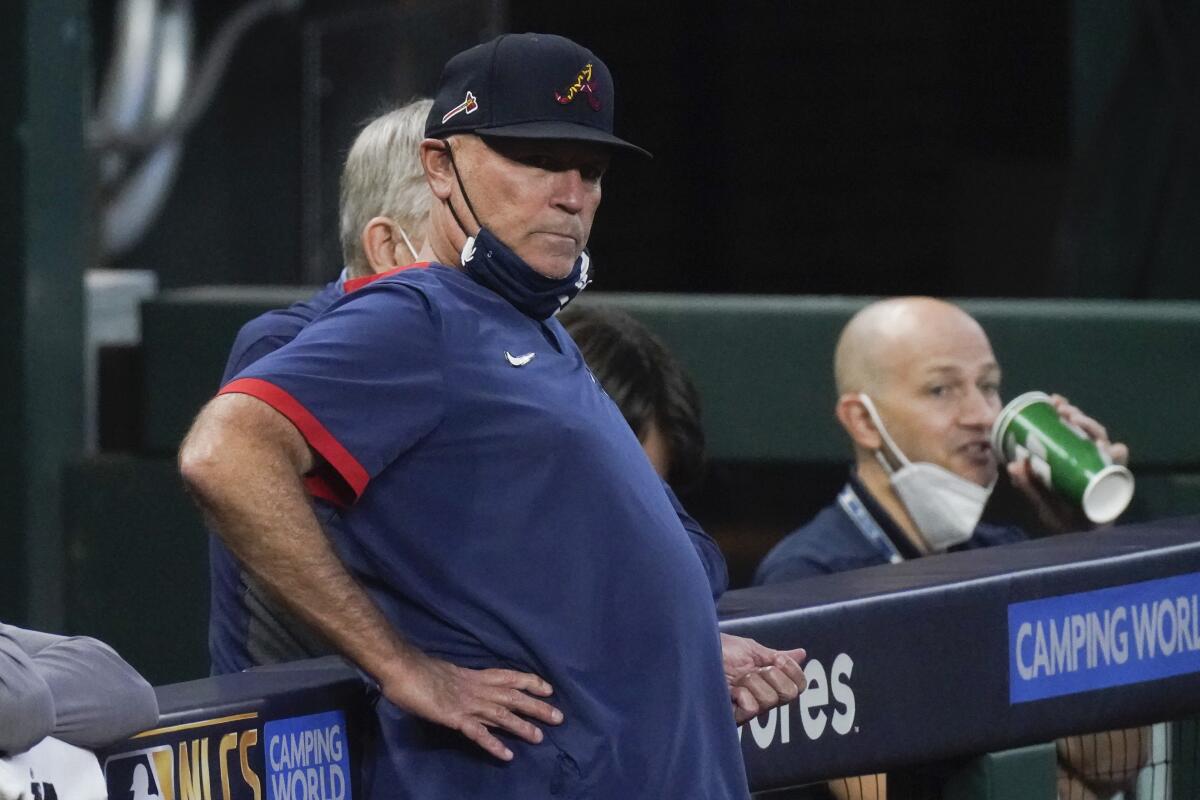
top-left (195, 468), bottom-right (417, 684)
top-left (181, 395), bottom-right (414, 684)
top-left (215, 497), bottom-right (415, 681)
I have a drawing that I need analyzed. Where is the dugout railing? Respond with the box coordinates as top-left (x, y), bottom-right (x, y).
top-left (95, 657), bottom-right (373, 800)
top-left (94, 516), bottom-right (1200, 799)
top-left (723, 516), bottom-right (1200, 797)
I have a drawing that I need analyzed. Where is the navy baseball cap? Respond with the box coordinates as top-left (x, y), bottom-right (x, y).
top-left (425, 33), bottom-right (651, 158)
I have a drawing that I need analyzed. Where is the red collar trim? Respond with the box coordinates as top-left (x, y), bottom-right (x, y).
top-left (343, 261), bottom-right (430, 293)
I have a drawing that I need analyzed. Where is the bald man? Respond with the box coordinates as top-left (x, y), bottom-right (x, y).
top-left (753, 297), bottom-right (1145, 800)
top-left (755, 296), bottom-right (1131, 582)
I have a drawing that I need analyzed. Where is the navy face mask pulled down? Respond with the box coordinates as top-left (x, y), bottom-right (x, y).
top-left (443, 139), bottom-right (592, 320)
top-left (460, 227), bottom-right (591, 321)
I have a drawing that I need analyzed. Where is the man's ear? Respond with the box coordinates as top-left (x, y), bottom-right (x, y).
top-left (420, 138), bottom-right (455, 201)
top-left (361, 217), bottom-right (401, 273)
top-left (835, 393), bottom-right (883, 451)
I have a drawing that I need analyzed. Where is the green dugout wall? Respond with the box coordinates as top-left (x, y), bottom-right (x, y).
top-left (137, 291), bottom-right (1200, 469)
top-left (576, 295), bottom-right (1200, 470)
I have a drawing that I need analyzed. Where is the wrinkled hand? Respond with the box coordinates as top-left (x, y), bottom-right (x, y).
top-left (0, 760), bottom-right (29, 800)
top-left (380, 649), bottom-right (563, 761)
top-left (720, 633), bottom-right (806, 724)
top-left (1007, 394), bottom-right (1129, 533)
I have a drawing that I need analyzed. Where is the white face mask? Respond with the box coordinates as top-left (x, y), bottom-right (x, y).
top-left (858, 393), bottom-right (994, 552)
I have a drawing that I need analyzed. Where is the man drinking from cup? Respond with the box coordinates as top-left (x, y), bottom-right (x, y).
top-left (753, 295), bottom-right (1143, 800)
top-left (755, 296), bottom-right (1130, 581)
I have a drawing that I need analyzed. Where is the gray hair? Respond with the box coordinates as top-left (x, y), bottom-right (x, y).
top-left (338, 98), bottom-right (434, 278)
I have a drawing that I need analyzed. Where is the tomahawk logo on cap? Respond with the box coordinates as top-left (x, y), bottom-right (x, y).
top-left (441, 91), bottom-right (479, 124)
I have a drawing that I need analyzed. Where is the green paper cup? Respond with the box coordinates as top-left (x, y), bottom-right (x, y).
top-left (991, 391), bottom-right (1134, 524)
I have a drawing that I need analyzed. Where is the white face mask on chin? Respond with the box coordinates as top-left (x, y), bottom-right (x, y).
top-left (858, 393), bottom-right (995, 552)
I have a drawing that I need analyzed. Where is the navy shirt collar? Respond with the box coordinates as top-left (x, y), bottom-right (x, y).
top-left (846, 470), bottom-right (925, 561)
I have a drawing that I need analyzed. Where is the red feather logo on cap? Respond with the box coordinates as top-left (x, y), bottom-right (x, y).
top-left (554, 64), bottom-right (601, 111)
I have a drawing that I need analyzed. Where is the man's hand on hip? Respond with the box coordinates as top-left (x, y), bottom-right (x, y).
top-left (381, 649), bottom-right (563, 762)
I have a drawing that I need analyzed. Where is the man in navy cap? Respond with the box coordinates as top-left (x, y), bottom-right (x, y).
top-left (182, 33), bottom-right (800, 798)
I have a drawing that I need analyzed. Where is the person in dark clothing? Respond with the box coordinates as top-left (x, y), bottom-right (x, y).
top-left (559, 304), bottom-right (706, 492)
top-left (754, 296), bottom-right (1143, 800)
top-left (184, 33), bottom-right (804, 799)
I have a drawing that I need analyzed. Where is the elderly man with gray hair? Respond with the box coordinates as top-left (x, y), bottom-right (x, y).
top-left (338, 97), bottom-right (434, 280)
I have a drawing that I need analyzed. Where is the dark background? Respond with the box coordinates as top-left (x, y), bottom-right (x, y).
top-left (93, 0), bottom-right (1200, 299)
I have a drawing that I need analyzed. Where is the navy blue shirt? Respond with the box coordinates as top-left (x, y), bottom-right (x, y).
top-left (753, 472), bottom-right (1026, 586)
top-left (222, 276), bottom-right (345, 379)
top-left (219, 265), bottom-right (746, 798)
top-left (209, 269), bottom-right (728, 676)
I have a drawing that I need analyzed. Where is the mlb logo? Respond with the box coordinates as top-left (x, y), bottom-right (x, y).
top-left (103, 746), bottom-right (175, 800)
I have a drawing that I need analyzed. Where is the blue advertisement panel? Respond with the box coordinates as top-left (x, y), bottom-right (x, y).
top-left (1009, 570), bottom-right (1200, 703)
top-left (263, 711), bottom-right (352, 800)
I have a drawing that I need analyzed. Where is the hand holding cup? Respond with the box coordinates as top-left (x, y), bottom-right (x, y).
top-left (993, 392), bottom-right (1133, 530)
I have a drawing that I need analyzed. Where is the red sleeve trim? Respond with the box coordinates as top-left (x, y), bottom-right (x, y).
top-left (220, 377), bottom-right (369, 500)
top-left (343, 261), bottom-right (431, 293)
top-left (304, 474), bottom-right (351, 508)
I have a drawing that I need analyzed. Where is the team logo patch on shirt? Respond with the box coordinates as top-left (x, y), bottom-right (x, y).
top-left (554, 64), bottom-right (601, 111)
top-left (442, 91), bottom-right (479, 124)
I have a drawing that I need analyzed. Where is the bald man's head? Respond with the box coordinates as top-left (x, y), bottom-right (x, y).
top-left (833, 296), bottom-right (1002, 487)
top-left (834, 297), bottom-right (991, 396)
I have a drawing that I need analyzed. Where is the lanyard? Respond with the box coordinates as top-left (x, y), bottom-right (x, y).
top-left (837, 484), bottom-right (904, 564)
